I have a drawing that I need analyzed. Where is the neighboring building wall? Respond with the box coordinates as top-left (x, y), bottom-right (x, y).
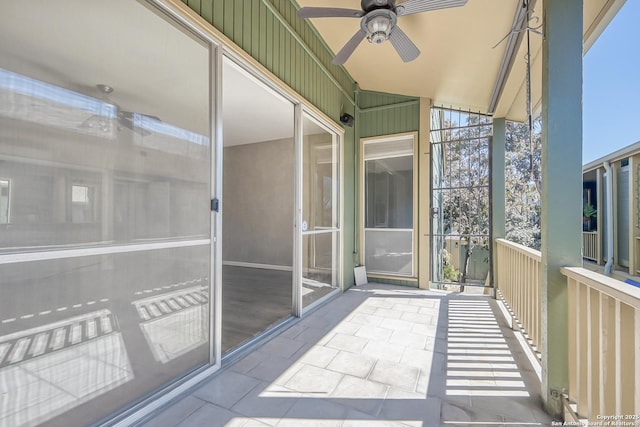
top-left (583, 144), bottom-right (640, 276)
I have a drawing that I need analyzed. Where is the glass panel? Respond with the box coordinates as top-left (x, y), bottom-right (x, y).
top-left (0, 2), bottom-right (211, 251)
top-left (302, 115), bottom-right (340, 308)
top-left (0, 1), bottom-right (212, 425)
top-left (221, 57), bottom-right (295, 353)
top-left (364, 229), bottom-right (413, 275)
top-left (303, 116), bottom-right (339, 230)
top-left (363, 136), bottom-right (414, 276)
top-left (0, 246), bottom-right (210, 427)
top-left (302, 232), bottom-right (339, 306)
top-left (0, 180), bottom-right (9, 224)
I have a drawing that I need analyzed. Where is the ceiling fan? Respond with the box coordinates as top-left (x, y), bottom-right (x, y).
top-left (80, 84), bottom-right (160, 136)
top-left (297, 0), bottom-right (468, 65)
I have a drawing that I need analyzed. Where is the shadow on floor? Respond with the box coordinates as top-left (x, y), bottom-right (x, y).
top-left (141, 283), bottom-right (553, 427)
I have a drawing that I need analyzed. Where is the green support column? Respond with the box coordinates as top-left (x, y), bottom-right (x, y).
top-left (491, 118), bottom-right (506, 292)
top-left (541, 0), bottom-right (583, 418)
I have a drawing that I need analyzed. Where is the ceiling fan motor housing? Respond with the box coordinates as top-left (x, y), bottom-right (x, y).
top-left (361, 0), bottom-right (395, 13)
top-left (361, 9), bottom-right (397, 44)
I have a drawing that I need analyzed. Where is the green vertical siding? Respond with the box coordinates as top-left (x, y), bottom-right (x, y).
top-left (182, 0), bottom-right (355, 123)
top-left (181, 0), bottom-right (422, 289)
top-left (358, 90), bottom-right (420, 138)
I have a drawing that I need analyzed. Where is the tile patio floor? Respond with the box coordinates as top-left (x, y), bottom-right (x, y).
top-left (139, 284), bottom-right (553, 427)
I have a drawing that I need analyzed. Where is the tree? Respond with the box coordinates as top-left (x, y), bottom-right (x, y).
top-left (437, 113), bottom-right (491, 284)
top-left (504, 117), bottom-right (542, 249)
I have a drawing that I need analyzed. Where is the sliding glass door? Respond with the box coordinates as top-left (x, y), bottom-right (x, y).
top-left (301, 114), bottom-right (341, 309)
top-left (0, 2), bottom-right (214, 426)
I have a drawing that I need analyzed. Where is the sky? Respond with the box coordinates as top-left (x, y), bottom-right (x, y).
top-left (582, 0), bottom-right (640, 164)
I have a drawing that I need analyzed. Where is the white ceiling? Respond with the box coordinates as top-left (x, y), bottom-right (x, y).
top-left (222, 58), bottom-right (295, 147)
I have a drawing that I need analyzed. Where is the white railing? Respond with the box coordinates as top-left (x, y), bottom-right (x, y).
top-left (495, 238), bottom-right (541, 353)
top-left (582, 231), bottom-right (599, 262)
top-left (562, 267), bottom-right (640, 421)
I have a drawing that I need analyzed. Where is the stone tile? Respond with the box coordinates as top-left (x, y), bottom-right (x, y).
top-left (326, 351), bottom-right (376, 378)
top-left (144, 287), bottom-right (552, 427)
top-left (385, 387), bottom-right (426, 400)
top-left (388, 330), bottom-right (428, 349)
top-left (231, 381), bottom-right (298, 425)
top-left (399, 347), bottom-right (433, 370)
top-left (325, 333), bottom-right (368, 353)
top-left (469, 396), bottom-right (539, 422)
top-left (365, 298), bottom-right (395, 309)
top-left (378, 396), bottom-right (442, 427)
top-left (369, 360), bottom-right (420, 392)
top-left (401, 312), bottom-right (436, 325)
top-left (360, 340), bottom-right (405, 363)
top-left (259, 336), bottom-right (307, 359)
top-left (391, 303), bottom-right (420, 313)
top-left (354, 325), bottom-right (393, 341)
top-left (330, 321), bottom-right (361, 336)
top-left (246, 355), bottom-right (304, 385)
top-left (176, 403), bottom-right (243, 427)
top-left (296, 345), bottom-right (339, 368)
top-left (349, 313), bottom-right (383, 326)
top-left (280, 324), bottom-right (306, 340)
top-left (372, 307), bottom-right (403, 319)
top-left (378, 318), bottom-right (415, 332)
top-left (408, 299), bottom-right (440, 308)
top-left (241, 420), bottom-right (275, 427)
top-left (353, 304), bottom-right (377, 315)
top-left (417, 306), bottom-right (441, 316)
top-left (142, 395), bottom-right (205, 427)
top-left (193, 371), bottom-right (260, 409)
top-left (330, 375), bottom-right (388, 416)
top-left (284, 364), bottom-right (343, 394)
top-left (342, 417), bottom-right (416, 427)
top-left (232, 351), bottom-right (267, 374)
top-left (277, 398), bottom-right (350, 427)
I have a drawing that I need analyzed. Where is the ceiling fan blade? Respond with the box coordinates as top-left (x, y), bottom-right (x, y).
top-left (396, 0), bottom-right (468, 16)
top-left (389, 26), bottom-right (420, 62)
top-left (332, 29), bottom-right (367, 65)
top-left (297, 7), bottom-right (363, 19)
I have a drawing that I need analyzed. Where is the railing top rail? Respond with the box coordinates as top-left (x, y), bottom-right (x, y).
top-left (496, 238), bottom-right (541, 262)
top-left (561, 266), bottom-right (640, 308)
top-left (582, 231), bottom-right (598, 235)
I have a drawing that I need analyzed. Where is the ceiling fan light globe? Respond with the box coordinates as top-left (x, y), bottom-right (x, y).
top-left (369, 32), bottom-right (388, 44)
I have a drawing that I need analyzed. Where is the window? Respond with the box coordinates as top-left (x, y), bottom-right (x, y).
top-left (71, 184), bottom-right (94, 223)
top-left (0, 179), bottom-right (9, 224)
top-left (362, 134), bottom-right (416, 276)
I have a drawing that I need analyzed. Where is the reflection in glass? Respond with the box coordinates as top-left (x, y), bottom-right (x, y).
top-left (302, 232), bottom-right (339, 306)
top-left (0, 0), bottom-right (212, 425)
top-left (302, 115), bottom-right (340, 307)
top-left (0, 180), bottom-right (9, 224)
top-left (363, 135), bottom-right (415, 276)
top-left (0, 246), bottom-right (210, 427)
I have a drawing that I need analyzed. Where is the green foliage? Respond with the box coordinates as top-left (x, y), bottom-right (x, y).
top-left (583, 203), bottom-right (597, 219)
top-left (505, 117), bottom-right (542, 250)
top-left (442, 249), bottom-right (460, 282)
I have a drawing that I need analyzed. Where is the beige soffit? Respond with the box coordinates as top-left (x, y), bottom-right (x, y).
top-left (295, 0), bottom-right (626, 122)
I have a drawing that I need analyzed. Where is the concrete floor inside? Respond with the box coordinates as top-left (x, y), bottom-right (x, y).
top-left (143, 283), bottom-right (553, 427)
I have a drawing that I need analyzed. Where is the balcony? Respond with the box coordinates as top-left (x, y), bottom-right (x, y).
top-left (141, 282), bottom-right (551, 427)
top-left (139, 240), bottom-right (640, 426)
